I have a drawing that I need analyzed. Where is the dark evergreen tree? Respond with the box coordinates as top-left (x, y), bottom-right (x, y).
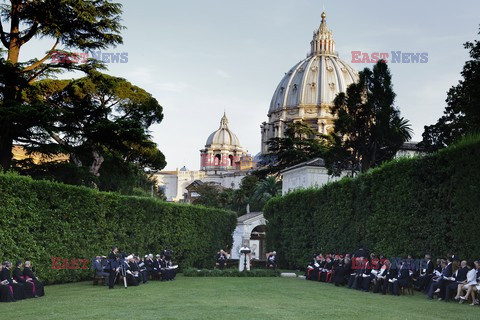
top-left (0, 0), bottom-right (124, 170)
top-left (327, 61), bottom-right (412, 175)
top-left (420, 26), bottom-right (480, 151)
top-left (16, 71), bottom-right (165, 189)
top-left (256, 122), bottom-right (328, 177)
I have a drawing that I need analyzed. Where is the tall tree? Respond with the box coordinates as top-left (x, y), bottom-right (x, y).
top-left (0, 0), bottom-right (123, 170)
top-left (19, 71), bottom-right (165, 183)
top-left (327, 61), bottom-right (412, 176)
top-left (420, 26), bottom-right (480, 151)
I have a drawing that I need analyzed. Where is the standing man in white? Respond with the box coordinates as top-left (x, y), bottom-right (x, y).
top-left (239, 241), bottom-right (252, 271)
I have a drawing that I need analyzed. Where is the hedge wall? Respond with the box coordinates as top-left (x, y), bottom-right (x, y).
top-left (264, 136), bottom-right (480, 269)
top-left (0, 172), bottom-right (236, 284)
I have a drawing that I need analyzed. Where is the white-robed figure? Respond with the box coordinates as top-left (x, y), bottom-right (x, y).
top-left (239, 242), bottom-right (252, 271)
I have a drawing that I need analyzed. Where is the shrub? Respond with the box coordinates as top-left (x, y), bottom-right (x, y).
top-left (264, 135), bottom-right (480, 269)
top-left (0, 172), bottom-right (236, 284)
top-left (182, 268), bottom-right (280, 277)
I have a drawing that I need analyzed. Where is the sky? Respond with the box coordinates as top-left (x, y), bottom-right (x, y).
top-left (17, 0), bottom-right (480, 170)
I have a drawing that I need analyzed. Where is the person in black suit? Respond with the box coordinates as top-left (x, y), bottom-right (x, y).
top-left (23, 260), bottom-right (44, 297)
top-left (444, 260), bottom-right (468, 302)
top-left (415, 254), bottom-right (434, 291)
top-left (0, 263), bottom-right (15, 302)
top-left (390, 260), bottom-right (411, 296)
top-left (216, 250), bottom-right (228, 270)
top-left (0, 261), bottom-right (26, 300)
top-left (347, 257), bottom-right (364, 289)
top-left (427, 257), bottom-right (453, 299)
top-left (266, 251), bottom-right (277, 271)
top-left (359, 255), bottom-right (374, 291)
top-left (305, 254), bottom-right (320, 280)
top-left (319, 255), bottom-right (333, 282)
top-left (134, 256), bottom-right (148, 283)
top-left (12, 260), bottom-right (35, 298)
top-left (160, 251), bottom-right (176, 281)
top-left (312, 255), bottom-right (326, 282)
top-left (92, 256), bottom-right (109, 286)
top-left (107, 246), bottom-right (119, 289)
top-left (436, 256), bottom-right (458, 300)
top-left (125, 255), bottom-right (141, 286)
top-left (144, 254), bottom-right (156, 278)
top-left (332, 255), bottom-right (346, 286)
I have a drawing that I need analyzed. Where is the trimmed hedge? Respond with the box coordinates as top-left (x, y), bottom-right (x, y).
top-left (183, 268), bottom-right (280, 277)
top-left (264, 136), bottom-right (480, 269)
top-left (0, 172), bottom-right (236, 284)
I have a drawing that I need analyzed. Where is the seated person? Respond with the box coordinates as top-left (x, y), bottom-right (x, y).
top-left (144, 254), bottom-right (158, 279)
top-left (455, 261), bottom-right (476, 301)
top-left (347, 257), bottom-right (364, 289)
top-left (152, 254), bottom-right (162, 279)
top-left (135, 256), bottom-right (148, 283)
top-left (444, 260), bottom-right (468, 302)
top-left (459, 260), bottom-right (480, 305)
top-left (0, 261), bottom-right (26, 300)
top-left (313, 255), bottom-right (326, 282)
top-left (92, 256), bottom-right (110, 285)
top-left (389, 260), bottom-right (411, 296)
top-left (427, 258), bottom-right (450, 299)
top-left (359, 255), bottom-right (374, 292)
top-left (0, 263), bottom-right (15, 302)
top-left (415, 254), bottom-right (434, 291)
top-left (372, 260), bottom-right (391, 295)
top-left (216, 250), bottom-right (228, 270)
top-left (160, 251), bottom-right (177, 281)
top-left (332, 255), bottom-right (346, 286)
top-left (12, 260), bottom-right (36, 298)
top-left (305, 254), bottom-right (320, 280)
top-left (320, 255), bottom-right (334, 283)
top-left (23, 260), bottom-right (44, 297)
top-left (124, 255), bottom-right (140, 286)
top-left (266, 251), bottom-right (277, 270)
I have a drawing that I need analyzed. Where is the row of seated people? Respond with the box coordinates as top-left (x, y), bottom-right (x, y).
top-left (422, 255), bottom-right (480, 304)
top-left (0, 259), bottom-right (45, 302)
top-left (305, 252), bottom-right (480, 305)
top-left (93, 252), bottom-right (177, 287)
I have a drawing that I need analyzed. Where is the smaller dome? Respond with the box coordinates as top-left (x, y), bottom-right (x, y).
top-left (205, 113), bottom-right (242, 147)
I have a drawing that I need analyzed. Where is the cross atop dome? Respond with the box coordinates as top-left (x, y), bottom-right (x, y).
top-left (310, 11), bottom-right (336, 56)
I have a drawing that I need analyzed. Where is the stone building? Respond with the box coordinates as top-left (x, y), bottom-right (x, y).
top-left (155, 113), bottom-right (255, 202)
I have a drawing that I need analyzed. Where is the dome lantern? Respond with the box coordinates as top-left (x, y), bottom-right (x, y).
top-left (310, 11), bottom-right (336, 56)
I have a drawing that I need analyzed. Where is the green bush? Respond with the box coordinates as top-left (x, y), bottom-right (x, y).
top-left (0, 172), bottom-right (236, 284)
top-left (264, 135), bottom-right (480, 269)
top-left (183, 268), bottom-right (280, 277)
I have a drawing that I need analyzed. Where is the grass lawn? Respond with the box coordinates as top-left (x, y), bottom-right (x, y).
top-left (0, 276), bottom-right (478, 319)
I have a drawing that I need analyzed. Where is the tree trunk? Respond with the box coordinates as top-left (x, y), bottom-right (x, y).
top-left (0, 1), bottom-right (22, 170)
top-left (90, 148), bottom-right (104, 177)
top-left (7, 0), bottom-right (21, 64)
top-left (0, 133), bottom-right (13, 171)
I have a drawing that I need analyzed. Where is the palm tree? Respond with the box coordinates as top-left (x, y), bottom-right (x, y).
top-left (251, 176), bottom-right (282, 207)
